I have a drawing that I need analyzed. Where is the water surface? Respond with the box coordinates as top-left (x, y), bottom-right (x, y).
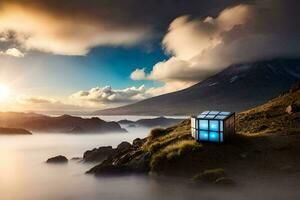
top-left (0, 116), bottom-right (299, 200)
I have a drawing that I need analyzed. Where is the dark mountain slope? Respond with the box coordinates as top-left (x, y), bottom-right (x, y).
top-left (94, 59), bottom-right (300, 115)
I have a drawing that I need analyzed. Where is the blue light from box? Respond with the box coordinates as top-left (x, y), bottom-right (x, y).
top-left (199, 120), bottom-right (208, 129)
top-left (209, 131), bottom-right (219, 142)
top-left (199, 130), bottom-right (208, 141)
top-left (209, 120), bottom-right (219, 131)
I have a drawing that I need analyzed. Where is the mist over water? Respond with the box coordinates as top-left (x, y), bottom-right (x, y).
top-left (0, 116), bottom-right (299, 200)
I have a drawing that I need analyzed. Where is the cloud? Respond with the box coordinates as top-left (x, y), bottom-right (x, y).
top-left (0, 48), bottom-right (24, 57)
top-left (130, 68), bottom-right (147, 80)
top-left (16, 95), bottom-right (81, 111)
top-left (131, 0), bottom-right (300, 92)
top-left (70, 85), bottom-right (152, 107)
top-left (0, 2), bottom-right (150, 55)
top-left (0, 0), bottom-right (247, 56)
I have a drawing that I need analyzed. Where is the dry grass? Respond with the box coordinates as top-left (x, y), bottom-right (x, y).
top-left (236, 89), bottom-right (300, 136)
top-left (150, 140), bottom-right (202, 171)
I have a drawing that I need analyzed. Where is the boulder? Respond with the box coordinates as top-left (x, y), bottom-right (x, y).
top-left (286, 104), bottom-right (299, 115)
top-left (46, 155), bottom-right (68, 163)
top-left (83, 146), bottom-right (116, 162)
top-left (117, 141), bottom-right (132, 152)
top-left (132, 138), bottom-right (144, 148)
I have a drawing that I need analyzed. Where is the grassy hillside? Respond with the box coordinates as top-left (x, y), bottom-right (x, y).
top-left (88, 82), bottom-right (300, 182)
top-left (237, 83), bottom-right (300, 135)
top-left (141, 82), bottom-right (300, 176)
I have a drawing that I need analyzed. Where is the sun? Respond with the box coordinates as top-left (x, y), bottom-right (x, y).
top-left (0, 84), bottom-right (10, 102)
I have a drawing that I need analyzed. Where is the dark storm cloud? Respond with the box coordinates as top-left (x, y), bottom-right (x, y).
top-left (0, 0), bottom-right (251, 55)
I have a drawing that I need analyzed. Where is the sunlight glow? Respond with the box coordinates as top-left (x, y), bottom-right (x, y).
top-left (0, 84), bottom-right (10, 102)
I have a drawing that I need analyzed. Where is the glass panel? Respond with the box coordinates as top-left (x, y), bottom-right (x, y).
top-left (198, 114), bottom-right (206, 118)
top-left (209, 131), bottom-right (219, 142)
top-left (199, 120), bottom-right (208, 130)
top-left (220, 132), bottom-right (223, 142)
top-left (205, 115), bottom-right (215, 119)
top-left (220, 121), bottom-right (223, 131)
top-left (220, 112), bottom-right (230, 115)
top-left (209, 111), bottom-right (219, 115)
top-left (199, 130), bottom-right (208, 141)
top-left (215, 115), bottom-right (227, 120)
top-left (210, 120), bottom-right (219, 131)
top-left (202, 111), bottom-right (209, 114)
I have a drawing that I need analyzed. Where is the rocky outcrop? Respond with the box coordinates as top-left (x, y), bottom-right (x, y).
top-left (0, 127), bottom-right (32, 135)
top-left (46, 155), bottom-right (68, 163)
top-left (116, 141), bottom-right (131, 152)
top-left (83, 146), bottom-right (117, 162)
top-left (86, 138), bottom-right (149, 175)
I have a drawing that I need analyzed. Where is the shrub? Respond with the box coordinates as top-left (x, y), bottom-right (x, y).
top-left (148, 128), bottom-right (166, 139)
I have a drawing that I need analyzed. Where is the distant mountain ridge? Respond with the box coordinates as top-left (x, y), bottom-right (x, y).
top-left (0, 112), bottom-right (126, 133)
top-left (118, 116), bottom-right (183, 128)
top-left (94, 58), bottom-right (300, 115)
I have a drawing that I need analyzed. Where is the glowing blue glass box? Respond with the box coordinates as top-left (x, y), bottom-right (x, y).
top-left (191, 111), bottom-right (235, 143)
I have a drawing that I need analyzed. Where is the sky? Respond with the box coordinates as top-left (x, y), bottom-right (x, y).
top-left (0, 0), bottom-right (299, 113)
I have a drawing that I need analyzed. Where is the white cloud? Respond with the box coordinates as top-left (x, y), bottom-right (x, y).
top-left (70, 85), bottom-right (152, 107)
top-left (131, 1), bottom-right (300, 93)
top-left (130, 68), bottom-right (146, 80)
top-left (0, 48), bottom-right (24, 57)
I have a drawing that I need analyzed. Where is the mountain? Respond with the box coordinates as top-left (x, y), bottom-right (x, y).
top-left (94, 58), bottom-right (300, 116)
top-left (0, 112), bottom-right (126, 133)
top-left (0, 127), bottom-right (32, 135)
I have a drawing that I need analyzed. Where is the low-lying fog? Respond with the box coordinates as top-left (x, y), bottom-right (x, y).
top-left (0, 116), bottom-right (299, 200)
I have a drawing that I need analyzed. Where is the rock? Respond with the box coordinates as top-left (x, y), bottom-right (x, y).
top-left (286, 104), bottom-right (299, 115)
top-left (125, 152), bottom-right (150, 172)
top-left (117, 141), bottom-right (132, 152)
top-left (192, 168), bottom-right (226, 183)
top-left (46, 155), bottom-right (68, 163)
top-left (71, 157), bottom-right (81, 160)
top-left (86, 162), bottom-right (128, 175)
top-left (86, 149), bottom-right (150, 176)
top-left (215, 177), bottom-right (235, 186)
top-left (286, 105), bottom-right (293, 114)
top-left (83, 146), bottom-right (116, 162)
top-left (132, 138), bottom-right (144, 148)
